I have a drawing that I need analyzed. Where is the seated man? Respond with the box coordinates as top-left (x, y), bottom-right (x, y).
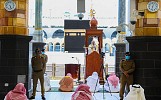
top-left (4, 83), bottom-right (28, 100)
top-left (59, 73), bottom-right (74, 92)
top-left (71, 84), bottom-right (92, 100)
top-left (104, 73), bottom-right (120, 92)
top-left (86, 72), bottom-right (100, 92)
top-left (124, 84), bottom-right (146, 100)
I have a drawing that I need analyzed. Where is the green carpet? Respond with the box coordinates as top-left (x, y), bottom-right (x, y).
top-left (47, 87), bottom-right (77, 92)
top-left (48, 87), bottom-right (109, 93)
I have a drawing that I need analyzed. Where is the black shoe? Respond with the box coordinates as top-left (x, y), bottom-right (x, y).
top-left (42, 96), bottom-right (46, 100)
top-left (29, 96), bottom-right (35, 99)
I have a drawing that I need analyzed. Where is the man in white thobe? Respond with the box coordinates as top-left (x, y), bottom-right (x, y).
top-left (86, 72), bottom-right (100, 92)
top-left (124, 84), bottom-right (146, 100)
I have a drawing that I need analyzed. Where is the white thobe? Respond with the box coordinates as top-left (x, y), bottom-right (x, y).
top-left (86, 76), bottom-right (100, 92)
top-left (124, 84), bottom-right (146, 100)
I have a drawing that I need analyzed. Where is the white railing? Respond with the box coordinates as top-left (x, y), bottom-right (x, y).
top-left (45, 64), bottom-right (115, 79)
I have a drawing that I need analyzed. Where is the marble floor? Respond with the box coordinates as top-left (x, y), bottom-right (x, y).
top-left (34, 80), bottom-right (120, 100)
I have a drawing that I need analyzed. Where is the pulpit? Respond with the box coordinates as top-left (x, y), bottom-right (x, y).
top-left (65, 64), bottom-right (80, 80)
top-left (85, 16), bottom-right (103, 83)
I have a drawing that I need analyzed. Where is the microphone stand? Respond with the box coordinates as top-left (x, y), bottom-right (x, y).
top-left (93, 52), bottom-right (112, 100)
top-left (72, 57), bottom-right (81, 84)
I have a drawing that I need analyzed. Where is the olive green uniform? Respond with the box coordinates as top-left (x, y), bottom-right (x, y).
top-left (31, 55), bottom-right (45, 97)
top-left (119, 59), bottom-right (135, 99)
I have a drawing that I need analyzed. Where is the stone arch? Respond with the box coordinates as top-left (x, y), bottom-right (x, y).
top-left (111, 31), bottom-right (117, 40)
top-left (61, 43), bottom-right (64, 52)
top-left (105, 43), bottom-right (110, 52)
top-left (54, 42), bottom-right (61, 52)
top-left (49, 42), bottom-right (53, 51)
top-left (52, 29), bottom-right (64, 38)
top-left (42, 30), bottom-right (48, 39)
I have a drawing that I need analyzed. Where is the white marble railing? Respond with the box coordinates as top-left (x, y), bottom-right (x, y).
top-left (45, 63), bottom-right (115, 79)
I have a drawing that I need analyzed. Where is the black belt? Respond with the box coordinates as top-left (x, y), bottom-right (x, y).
top-left (34, 69), bottom-right (43, 72)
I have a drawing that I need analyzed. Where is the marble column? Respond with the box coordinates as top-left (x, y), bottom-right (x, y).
top-left (31, 0), bottom-right (45, 61)
top-left (118, 0), bottom-right (126, 32)
top-left (33, 0), bottom-right (43, 42)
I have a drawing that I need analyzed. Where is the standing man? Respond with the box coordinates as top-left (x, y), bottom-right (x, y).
top-left (30, 48), bottom-right (46, 100)
top-left (41, 48), bottom-right (48, 73)
top-left (119, 52), bottom-right (135, 100)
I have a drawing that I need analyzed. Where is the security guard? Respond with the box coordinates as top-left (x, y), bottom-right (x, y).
top-left (30, 48), bottom-right (46, 100)
top-left (41, 49), bottom-right (48, 73)
top-left (119, 52), bottom-right (135, 100)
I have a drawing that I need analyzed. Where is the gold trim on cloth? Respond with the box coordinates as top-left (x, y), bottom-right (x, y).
top-left (64, 29), bottom-right (86, 32)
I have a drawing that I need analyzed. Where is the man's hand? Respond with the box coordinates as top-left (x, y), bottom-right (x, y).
top-left (124, 71), bottom-right (129, 78)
